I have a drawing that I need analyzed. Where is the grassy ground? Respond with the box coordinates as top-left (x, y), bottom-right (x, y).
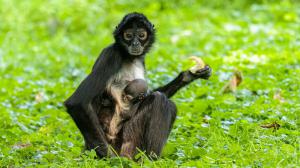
top-left (0, 0), bottom-right (299, 167)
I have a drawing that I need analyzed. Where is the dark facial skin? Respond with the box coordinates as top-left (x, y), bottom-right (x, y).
top-left (121, 23), bottom-right (149, 56)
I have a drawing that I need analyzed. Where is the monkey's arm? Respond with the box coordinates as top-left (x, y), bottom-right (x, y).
top-left (154, 65), bottom-right (211, 98)
top-left (64, 44), bottom-right (122, 157)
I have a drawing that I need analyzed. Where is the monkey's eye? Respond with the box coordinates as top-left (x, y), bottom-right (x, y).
top-left (138, 32), bottom-right (147, 40)
top-left (124, 32), bottom-right (133, 41)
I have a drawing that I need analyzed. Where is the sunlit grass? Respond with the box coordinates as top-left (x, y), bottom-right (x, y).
top-left (0, 0), bottom-right (299, 167)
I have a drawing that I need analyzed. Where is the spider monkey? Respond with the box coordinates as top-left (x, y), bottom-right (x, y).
top-left (64, 12), bottom-right (212, 159)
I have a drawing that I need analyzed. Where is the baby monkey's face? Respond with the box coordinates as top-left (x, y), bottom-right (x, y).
top-left (123, 79), bottom-right (148, 102)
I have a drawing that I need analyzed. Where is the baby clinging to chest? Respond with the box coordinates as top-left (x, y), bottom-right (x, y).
top-left (106, 60), bottom-right (148, 142)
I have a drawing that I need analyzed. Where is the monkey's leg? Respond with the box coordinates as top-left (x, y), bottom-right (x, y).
top-left (120, 91), bottom-right (177, 159)
top-left (155, 65), bottom-right (212, 98)
top-left (107, 107), bottom-right (123, 142)
top-left (64, 102), bottom-right (110, 158)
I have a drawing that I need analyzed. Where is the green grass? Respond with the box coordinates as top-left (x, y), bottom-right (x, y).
top-left (0, 0), bottom-right (299, 167)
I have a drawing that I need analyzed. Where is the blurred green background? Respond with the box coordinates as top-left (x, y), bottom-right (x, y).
top-left (0, 0), bottom-right (299, 167)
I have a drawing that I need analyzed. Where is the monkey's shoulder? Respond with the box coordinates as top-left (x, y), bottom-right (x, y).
top-left (91, 44), bottom-right (122, 71)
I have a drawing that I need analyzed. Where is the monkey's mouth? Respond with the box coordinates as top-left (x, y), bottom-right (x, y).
top-left (129, 47), bottom-right (143, 56)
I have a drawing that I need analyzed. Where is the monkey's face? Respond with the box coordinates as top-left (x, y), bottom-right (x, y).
top-left (121, 23), bottom-right (150, 56)
top-left (114, 13), bottom-right (155, 57)
top-left (123, 28), bottom-right (148, 56)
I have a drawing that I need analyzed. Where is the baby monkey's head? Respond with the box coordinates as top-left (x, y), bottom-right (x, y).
top-left (123, 79), bottom-right (148, 103)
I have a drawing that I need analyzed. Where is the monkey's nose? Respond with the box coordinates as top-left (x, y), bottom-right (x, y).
top-left (132, 38), bottom-right (140, 46)
top-left (133, 41), bottom-right (139, 46)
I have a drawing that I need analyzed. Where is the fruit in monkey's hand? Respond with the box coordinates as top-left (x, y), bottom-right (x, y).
top-left (189, 56), bottom-right (206, 73)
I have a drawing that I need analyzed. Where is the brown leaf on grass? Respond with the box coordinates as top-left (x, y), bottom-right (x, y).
top-left (260, 121), bottom-right (280, 132)
top-left (12, 142), bottom-right (32, 150)
top-left (273, 90), bottom-right (285, 103)
top-left (221, 70), bottom-right (243, 93)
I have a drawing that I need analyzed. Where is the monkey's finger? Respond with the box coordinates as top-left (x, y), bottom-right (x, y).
top-left (195, 65), bottom-right (211, 73)
top-left (193, 65), bottom-right (212, 79)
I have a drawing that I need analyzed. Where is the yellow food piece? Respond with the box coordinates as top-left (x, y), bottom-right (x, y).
top-left (189, 56), bottom-right (205, 73)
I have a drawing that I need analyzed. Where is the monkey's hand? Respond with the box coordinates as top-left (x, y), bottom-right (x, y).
top-left (154, 65), bottom-right (212, 98)
top-left (131, 92), bottom-right (147, 104)
top-left (189, 65), bottom-right (212, 80)
top-left (182, 65), bottom-right (212, 83)
top-left (187, 56), bottom-right (212, 80)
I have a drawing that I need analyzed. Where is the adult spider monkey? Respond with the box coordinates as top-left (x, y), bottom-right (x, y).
top-left (64, 12), bottom-right (212, 159)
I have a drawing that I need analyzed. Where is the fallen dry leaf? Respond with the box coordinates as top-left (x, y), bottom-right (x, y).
top-left (221, 70), bottom-right (243, 93)
top-left (12, 142), bottom-right (32, 150)
top-left (260, 121), bottom-right (280, 132)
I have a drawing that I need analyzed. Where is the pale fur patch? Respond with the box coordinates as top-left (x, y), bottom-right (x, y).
top-left (106, 59), bottom-right (145, 141)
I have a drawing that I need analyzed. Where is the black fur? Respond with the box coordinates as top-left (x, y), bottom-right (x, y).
top-left (64, 12), bottom-right (212, 159)
top-left (120, 92), bottom-right (176, 159)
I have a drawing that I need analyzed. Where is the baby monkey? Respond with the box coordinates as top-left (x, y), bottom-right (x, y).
top-left (123, 79), bottom-right (148, 106)
top-left (107, 79), bottom-right (148, 142)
